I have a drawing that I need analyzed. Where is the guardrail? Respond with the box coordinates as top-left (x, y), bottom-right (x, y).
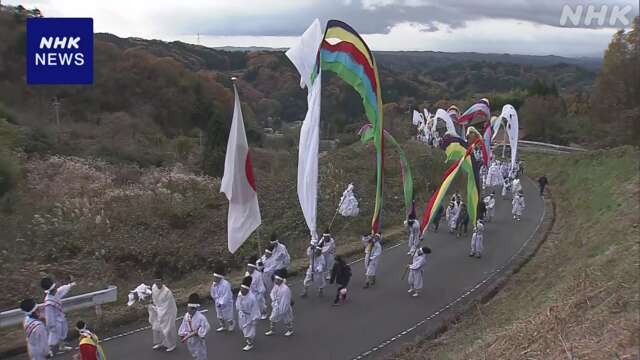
top-left (0, 286), bottom-right (118, 328)
top-left (518, 140), bottom-right (587, 152)
top-left (495, 140), bottom-right (587, 154)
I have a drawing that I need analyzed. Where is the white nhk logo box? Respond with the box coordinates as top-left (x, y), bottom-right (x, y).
top-left (27, 18), bottom-right (93, 84)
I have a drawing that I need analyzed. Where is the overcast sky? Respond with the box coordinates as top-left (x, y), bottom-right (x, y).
top-left (7, 0), bottom-right (639, 57)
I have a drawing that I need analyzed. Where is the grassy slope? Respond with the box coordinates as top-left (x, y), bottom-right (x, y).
top-left (388, 146), bottom-right (639, 359)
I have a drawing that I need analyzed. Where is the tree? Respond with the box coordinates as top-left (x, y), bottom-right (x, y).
top-left (202, 109), bottom-right (228, 177)
top-left (592, 17), bottom-right (639, 145)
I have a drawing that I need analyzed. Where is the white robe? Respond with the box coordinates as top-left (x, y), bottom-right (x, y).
top-left (271, 242), bottom-right (291, 270)
top-left (471, 222), bottom-right (485, 254)
top-left (512, 196), bottom-right (525, 216)
top-left (303, 248), bottom-right (326, 288)
top-left (364, 241), bottom-right (382, 276)
top-left (407, 221), bottom-right (421, 254)
top-left (249, 270), bottom-right (267, 315)
top-left (321, 237), bottom-right (336, 279)
top-left (269, 282), bottom-right (293, 324)
top-left (408, 253), bottom-right (427, 291)
top-left (502, 178), bottom-right (512, 197)
top-left (24, 316), bottom-right (49, 360)
top-left (178, 311), bottom-right (210, 360)
top-left (44, 283), bottom-right (72, 346)
top-left (511, 178), bottom-right (522, 195)
top-left (484, 196), bottom-right (496, 219)
top-left (210, 279), bottom-right (234, 321)
top-left (236, 292), bottom-right (261, 339)
top-left (149, 284), bottom-right (177, 348)
top-left (446, 206), bottom-right (459, 230)
top-left (261, 254), bottom-right (277, 293)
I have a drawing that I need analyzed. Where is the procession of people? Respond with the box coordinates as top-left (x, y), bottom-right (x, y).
top-left (17, 90), bottom-right (538, 360)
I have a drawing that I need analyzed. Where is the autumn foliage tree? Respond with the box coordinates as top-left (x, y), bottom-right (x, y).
top-left (592, 17), bottom-right (639, 146)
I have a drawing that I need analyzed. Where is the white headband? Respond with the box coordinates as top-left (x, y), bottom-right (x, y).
top-left (213, 273), bottom-right (224, 278)
top-left (187, 303), bottom-right (200, 308)
top-left (274, 275), bottom-right (284, 281)
top-left (45, 282), bottom-right (56, 293)
top-left (265, 249), bottom-right (272, 254)
top-left (240, 284), bottom-right (250, 290)
top-left (322, 233), bottom-right (331, 237)
top-left (247, 263), bottom-right (257, 268)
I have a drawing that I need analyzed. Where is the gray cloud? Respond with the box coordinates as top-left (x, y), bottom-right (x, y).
top-left (167, 0), bottom-right (638, 36)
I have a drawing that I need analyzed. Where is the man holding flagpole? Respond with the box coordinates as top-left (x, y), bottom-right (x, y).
top-left (220, 77), bottom-right (262, 254)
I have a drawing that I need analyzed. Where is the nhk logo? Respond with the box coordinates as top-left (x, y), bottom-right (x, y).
top-left (27, 18), bottom-right (93, 84)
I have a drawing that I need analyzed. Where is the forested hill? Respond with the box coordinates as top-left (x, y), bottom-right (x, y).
top-left (0, 11), bottom-right (604, 175)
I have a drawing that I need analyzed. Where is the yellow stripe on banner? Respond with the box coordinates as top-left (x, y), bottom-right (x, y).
top-left (325, 27), bottom-right (375, 69)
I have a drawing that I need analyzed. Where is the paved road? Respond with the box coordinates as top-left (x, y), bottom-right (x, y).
top-left (51, 178), bottom-right (543, 360)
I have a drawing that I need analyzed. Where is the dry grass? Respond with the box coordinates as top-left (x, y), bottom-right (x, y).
top-left (388, 146), bottom-right (640, 360)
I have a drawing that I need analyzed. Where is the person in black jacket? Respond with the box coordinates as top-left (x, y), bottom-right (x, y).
top-left (330, 256), bottom-right (352, 306)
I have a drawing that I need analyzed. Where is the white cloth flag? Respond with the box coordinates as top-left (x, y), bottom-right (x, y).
top-left (338, 183), bottom-right (359, 217)
top-left (412, 110), bottom-right (423, 126)
top-left (220, 84), bottom-right (261, 253)
top-left (286, 19), bottom-right (323, 237)
top-left (433, 108), bottom-right (460, 138)
top-left (501, 104), bottom-right (519, 170)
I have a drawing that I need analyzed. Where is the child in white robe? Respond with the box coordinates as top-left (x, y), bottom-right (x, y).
top-left (265, 269), bottom-right (294, 337)
top-left (407, 247), bottom-right (431, 297)
top-left (446, 202), bottom-right (459, 233)
top-left (179, 294), bottom-right (210, 360)
top-left (302, 241), bottom-right (326, 297)
top-left (21, 298), bottom-right (51, 360)
top-left (210, 268), bottom-right (235, 332)
top-left (41, 277), bottom-right (75, 353)
top-left (236, 276), bottom-right (262, 351)
top-left (149, 278), bottom-right (177, 352)
top-left (470, 220), bottom-right (485, 258)
top-left (363, 233), bottom-right (382, 288)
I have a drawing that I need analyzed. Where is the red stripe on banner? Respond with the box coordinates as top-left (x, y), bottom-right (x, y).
top-left (245, 152), bottom-right (257, 192)
top-left (321, 40), bottom-right (378, 92)
top-left (457, 109), bottom-right (486, 124)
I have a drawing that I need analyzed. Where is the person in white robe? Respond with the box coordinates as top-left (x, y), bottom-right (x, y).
top-left (269, 233), bottom-right (291, 271)
top-left (265, 269), bottom-right (294, 337)
top-left (511, 177), bottom-right (522, 196)
top-left (512, 191), bottom-right (526, 221)
top-left (502, 177), bottom-right (512, 199)
top-left (247, 259), bottom-right (268, 319)
top-left (41, 277), bottom-right (75, 353)
top-left (149, 279), bottom-right (177, 352)
top-left (21, 299), bottom-right (51, 360)
top-left (488, 161), bottom-right (503, 187)
top-left (179, 294), bottom-right (210, 360)
top-left (484, 192), bottom-right (496, 222)
top-left (302, 241), bottom-right (326, 297)
top-left (210, 270), bottom-right (235, 332)
top-left (363, 233), bottom-right (382, 288)
top-left (261, 248), bottom-right (278, 295)
top-left (406, 217), bottom-right (421, 255)
top-left (236, 277), bottom-right (262, 351)
top-left (470, 220), bottom-right (485, 258)
top-left (320, 232), bottom-right (336, 280)
top-left (407, 246), bottom-right (430, 297)
top-left (446, 202), bottom-right (459, 233)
